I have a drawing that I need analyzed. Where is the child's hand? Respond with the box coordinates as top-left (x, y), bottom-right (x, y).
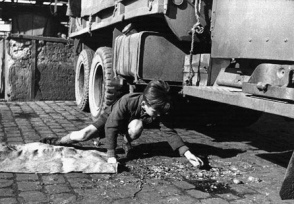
top-left (107, 157), bottom-right (117, 164)
top-left (184, 150), bottom-right (204, 168)
top-left (39, 137), bottom-right (62, 145)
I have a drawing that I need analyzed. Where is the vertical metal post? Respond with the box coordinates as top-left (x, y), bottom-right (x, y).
top-left (30, 40), bottom-right (37, 100)
top-left (54, 0), bottom-right (58, 14)
top-left (0, 39), bottom-right (4, 96)
top-left (4, 38), bottom-right (9, 100)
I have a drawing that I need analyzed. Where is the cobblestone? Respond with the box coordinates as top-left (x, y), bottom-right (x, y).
top-left (18, 191), bottom-right (48, 203)
top-left (16, 174), bottom-right (39, 181)
top-left (41, 175), bottom-right (66, 185)
top-left (201, 198), bottom-right (230, 204)
top-left (0, 188), bottom-right (14, 196)
top-left (0, 101), bottom-right (292, 203)
top-left (0, 173), bottom-right (14, 179)
top-left (172, 180), bottom-right (195, 190)
top-left (66, 177), bottom-right (94, 188)
top-left (49, 193), bottom-right (77, 204)
top-left (0, 179), bottom-right (14, 188)
top-left (135, 191), bottom-right (163, 203)
top-left (44, 184), bottom-right (71, 194)
top-left (17, 181), bottom-right (42, 191)
top-left (155, 184), bottom-right (182, 197)
top-left (0, 197), bottom-right (18, 204)
top-left (186, 189), bottom-right (210, 199)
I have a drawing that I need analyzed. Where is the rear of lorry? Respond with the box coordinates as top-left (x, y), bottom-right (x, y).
top-left (68, 0), bottom-right (294, 199)
top-left (68, 0), bottom-right (212, 120)
top-left (68, 0), bottom-right (294, 125)
top-left (184, 0), bottom-right (294, 121)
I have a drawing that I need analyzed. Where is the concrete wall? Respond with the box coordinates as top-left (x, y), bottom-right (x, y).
top-left (5, 38), bottom-right (75, 101)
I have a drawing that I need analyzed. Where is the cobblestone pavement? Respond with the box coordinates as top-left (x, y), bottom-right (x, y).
top-left (0, 101), bottom-right (294, 204)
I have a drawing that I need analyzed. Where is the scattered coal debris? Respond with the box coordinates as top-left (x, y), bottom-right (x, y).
top-left (124, 156), bottom-right (262, 193)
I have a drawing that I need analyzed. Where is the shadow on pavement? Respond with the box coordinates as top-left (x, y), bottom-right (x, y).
top-left (118, 141), bottom-right (244, 163)
top-left (257, 151), bottom-right (293, 168)
top-left (184, 113), bottom-right (294, 168)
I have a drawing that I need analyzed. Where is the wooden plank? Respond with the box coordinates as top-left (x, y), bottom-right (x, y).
top-left (0, 39), bottom-right (4, 96)
top-left (30, 40), bottom-right (37, 100)
top-left (4, 39), bottom-right (9, 101)
top-left (8, 34), bottom-right (71, 43)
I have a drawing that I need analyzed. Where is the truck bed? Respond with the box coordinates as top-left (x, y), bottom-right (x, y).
top-left (68, 0), bottom-right (168, 38)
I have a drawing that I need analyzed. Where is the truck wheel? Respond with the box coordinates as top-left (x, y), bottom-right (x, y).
top-left (75, 49), bottom-right (94, 112)
top-left (89, 47), bottom-right (118, 120)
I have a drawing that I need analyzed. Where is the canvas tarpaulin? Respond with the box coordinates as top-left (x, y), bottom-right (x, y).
top-left (113, 32), bottom-right (143, 82)
top-left (0, 142), bottom-right (117, 174)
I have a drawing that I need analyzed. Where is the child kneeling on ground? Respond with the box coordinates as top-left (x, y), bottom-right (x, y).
top-left (40, 80), bottom-right (203, 167)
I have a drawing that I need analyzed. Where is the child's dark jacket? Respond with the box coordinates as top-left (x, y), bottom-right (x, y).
top-left (92, 93), bottom-right (189, 157)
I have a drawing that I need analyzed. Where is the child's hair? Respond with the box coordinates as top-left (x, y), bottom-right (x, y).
top-left (143, 80), bottom-right (171, 113)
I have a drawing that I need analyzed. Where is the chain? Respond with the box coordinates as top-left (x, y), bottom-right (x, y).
top-left (194, 0), bottom-right (204, 34)
top-left (88, 14), bottom-right (92, 36)
top-left (148, 0), bottom-right (154, 11)
top-left (188, 0), bottom-right (204, 86)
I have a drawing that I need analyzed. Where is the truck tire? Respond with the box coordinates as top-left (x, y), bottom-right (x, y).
top-left (75, 49), bottom-right (94, 112)
top-left (89, 47), bottom-right (117, 120)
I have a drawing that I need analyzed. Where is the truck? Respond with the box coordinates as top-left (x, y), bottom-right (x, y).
top-left (67, 0), bottom-right (294, 127)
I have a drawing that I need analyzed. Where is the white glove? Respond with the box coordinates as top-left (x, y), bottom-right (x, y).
top-left (184, 150), bottom-right (204, 168)
top-left (107, 157), bottom-right (117, 164)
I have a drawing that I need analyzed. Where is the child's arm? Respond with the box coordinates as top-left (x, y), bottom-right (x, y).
top-left (159, 120), bottom-right (187, 153)
top-left (104, 97), bottom-right (130, 162)
top-left (159, 118), bottom-right (203, 167)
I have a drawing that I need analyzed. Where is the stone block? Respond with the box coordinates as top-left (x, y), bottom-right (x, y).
top-left (186, 189), bottom-right (210, 199)
top-left (172, 180), bottom-right (195, 190)
top-left (74, 189), bottom-right (109, 203)
top-left (6, 137), bottom-right (24, 142)
top-left (67, 177), bottom-right (94, 188)
top-left (154, 184), bottom-right (182, 197)
top-left (0, 179), bottom-right (13, 188)
top-left (201, 198), bottom-right (230, 204)
top-left (49, 193), bottom-right (76, 204)
top-left (135, 191), bottom-right (162, 203)
top-left (0, 173), bottom-right (13, 179)
top-left (19, 191), bottom-right (48, 203)
top-left (160, 195), bottom-right (200, 204)
top-left (45, 184), bottom-right (71, 194)
top-left (42, 175), bottom-right (66, 185)
top-left (111, 198), bottom-right (139, 204)
top-left (0, 197), bottom-right (18, 204)
top-left (17, 181), bottom-right (42, 191)
top-left (16, 174), bottom-right (39, 181)
top-left (0, 188), bottom-right (14, 196)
